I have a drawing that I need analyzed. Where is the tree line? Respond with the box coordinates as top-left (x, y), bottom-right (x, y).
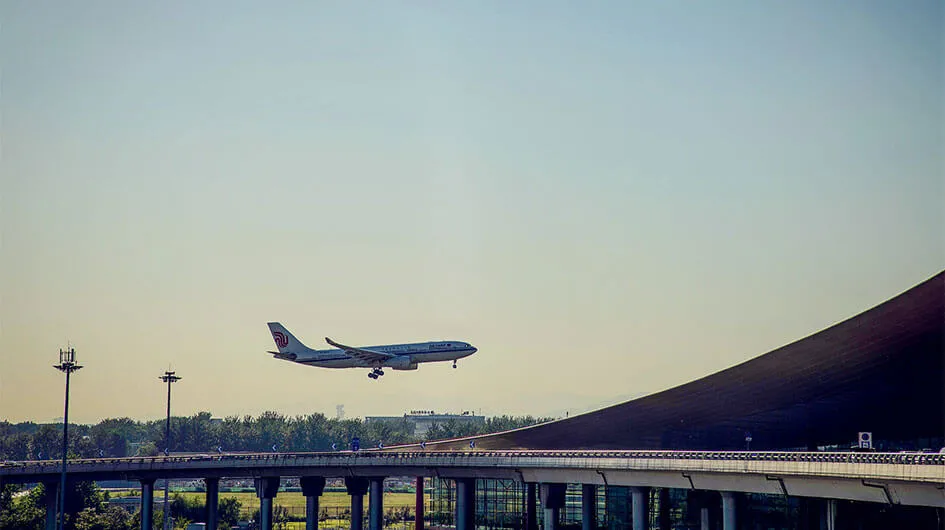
top-left (0, 412), bottom-right (552, 460)
top-left (1, 481), bottom-right (242, 530)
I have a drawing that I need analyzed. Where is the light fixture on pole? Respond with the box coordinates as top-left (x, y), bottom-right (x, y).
top-left (54, 347), bottom-right (82, 530)
top-left (159, 370), bottom-right (181, 530)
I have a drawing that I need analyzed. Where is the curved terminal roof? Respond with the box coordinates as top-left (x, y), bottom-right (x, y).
top-left (432, 271), bottom-right (945, 451)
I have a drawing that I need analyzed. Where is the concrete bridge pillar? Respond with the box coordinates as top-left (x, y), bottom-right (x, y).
top-left (721, 491), bottom-right (737, 530)
top-left (414, 476), bottom-right (425, 530)
top-left (797, 497), bottom-right (820, 530)
top-left (369, 477), bottom-right (385, 530)
top-left (42, 481), bottom-right (58, 530)
top-left (204, 478), bottom-right (219, 530)
top-left (300, 476), bottom-right (326, 530)
top-left (824, 499), bottom-right (837, 530)
top-left (455, 478), bottom-right (476, 530)
top-left (540, 483), bottom-right (566, 530)
top-left (630, 487), bottom-right (648, 530)
top-left (685, 489), bottom-right (710, 530)
top-left (139, 479), bottom-right (155, 530)
top-left (581, 484), bottom-right (596, 530)
top-left (656, 488), bottom-right (670, 530)
top-left (346, 477), bottom-right (370, 530)
top-left (254, 477), bottom-right (281, 530)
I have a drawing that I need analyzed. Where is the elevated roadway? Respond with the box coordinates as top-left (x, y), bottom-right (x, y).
top-left (3, 450), bottom-right (943, 507)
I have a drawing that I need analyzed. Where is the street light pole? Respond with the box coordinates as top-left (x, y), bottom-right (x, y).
top-left (54, 348), bottom-right (82, 530)
top-left (159, 370), bottom-right (181, 530)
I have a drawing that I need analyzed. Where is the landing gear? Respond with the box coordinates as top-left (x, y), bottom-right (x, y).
top-left (453, 360), bottom-right (457, 369)
top-left (368, 367), bottom-right (385, 380)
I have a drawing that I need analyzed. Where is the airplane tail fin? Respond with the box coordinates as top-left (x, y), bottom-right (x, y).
top-left (267, 322), bottom-right (309, 354)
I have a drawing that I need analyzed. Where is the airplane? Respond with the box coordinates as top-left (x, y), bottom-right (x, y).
top-left (266, 322), bottom-right (477, 380)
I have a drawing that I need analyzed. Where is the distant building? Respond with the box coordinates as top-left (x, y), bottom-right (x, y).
top-left (365, 410), bottom-right (485, 437)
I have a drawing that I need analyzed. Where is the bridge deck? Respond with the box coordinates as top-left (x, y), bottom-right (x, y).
top-left (3, 450), bottom-right (943, 508)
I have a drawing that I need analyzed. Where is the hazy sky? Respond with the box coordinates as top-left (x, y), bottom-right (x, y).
top-left (2, 1), bottom-right (942, 424)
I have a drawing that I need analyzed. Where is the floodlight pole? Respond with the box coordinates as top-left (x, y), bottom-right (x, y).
top-left (54, 348), bottom-right (82, 530)
top-left (159, 370), bottom-right (181, 530)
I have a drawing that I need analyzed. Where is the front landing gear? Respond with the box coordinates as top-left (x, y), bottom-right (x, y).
top-left (368, 368), bottom-right (385, 380)
top-left (453, 360), bottom-right (457, 369)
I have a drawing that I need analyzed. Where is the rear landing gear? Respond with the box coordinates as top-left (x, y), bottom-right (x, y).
top-left (453, 360), bottom-right (457, 369)
top-left (369, 368), bottom-right (385, 380)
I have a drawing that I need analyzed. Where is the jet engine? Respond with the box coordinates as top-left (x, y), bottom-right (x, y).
top-left (388, 357), bottom-right (419, 370)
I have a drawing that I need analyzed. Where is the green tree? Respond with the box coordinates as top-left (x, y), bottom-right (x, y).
top-left (64, 481), bottom-right (107, 515)
top-left (90, 418), bottom-right (139, 457)
top-left (256, 411), bottom-right (287, 452)
top-left (0, 432), bottom-right (31, 460)
top-left (0, 481), bottom-right (108, 530)
top-left (273, 505), bottom-right (290, 530)
top-left (130, 507), bottom-right (163, 530)
top-left (172, 516), bottom-right (192, 529)
top-left (170, 492), bottom-right (204, 522)
top-left (73, 505), bottom-right (134, 530)
top-left (216, 416), bottom-right (246, 451)
top-left (0, 484), bottom-right (43, 530)
top-left (71, 432), bottom-right (97, 459)
top-left (1, 412), bottom-right (553, 461)
top-left (424, 422), bottom-right (444, 441)
top-left (177, 412), bottom-right (215, 452)
top-left (137, 441), bottom-right (159, 457)
top-left (218, 497), bottom-right (242, 528)
top-left (287, 413), bottom-right (330, 450)
top-left (30, 424), bottom-right (62, 460)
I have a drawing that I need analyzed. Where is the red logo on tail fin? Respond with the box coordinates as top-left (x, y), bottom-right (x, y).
top-left (273, 331), bottom-right (288, 348)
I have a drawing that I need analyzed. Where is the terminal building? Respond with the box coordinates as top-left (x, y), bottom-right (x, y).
top-left (423, 270), bottom-right (945, 529)
top-left (365, 410), bottom-right (485, 437)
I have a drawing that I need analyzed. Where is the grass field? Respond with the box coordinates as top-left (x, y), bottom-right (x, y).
top-left (173, 490), bottom-right (423, 512)
top-left (110, 489), bottom-right (426, 520)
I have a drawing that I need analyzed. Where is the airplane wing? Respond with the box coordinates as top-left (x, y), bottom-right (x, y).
top-left (325, 337), bottom-right (394, 365)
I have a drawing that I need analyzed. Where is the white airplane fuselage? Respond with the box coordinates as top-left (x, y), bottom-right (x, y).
top-left (293, 341), bottom-right (476, 369)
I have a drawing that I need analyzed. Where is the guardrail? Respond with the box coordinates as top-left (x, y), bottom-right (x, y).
top-left (3, 449), bottom-right (943, 473)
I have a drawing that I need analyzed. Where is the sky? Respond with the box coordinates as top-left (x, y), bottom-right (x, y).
top-left (1, 1), bottom-right (942, 425)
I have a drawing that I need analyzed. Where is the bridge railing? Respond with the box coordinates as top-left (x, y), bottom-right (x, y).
top-left (3, 450), bottom-right (943, 474)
